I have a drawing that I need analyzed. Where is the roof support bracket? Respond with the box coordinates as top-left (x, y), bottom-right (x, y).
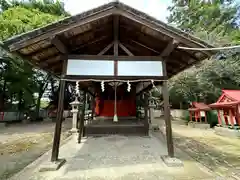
top-left (51, 36), bottom-right (68, 54)
top-left (119, 42), bottom-right (134, 56)
top-left (160, 39), bottom-right (179, 58)
top-left (98, 42), bottom-right (114, 55)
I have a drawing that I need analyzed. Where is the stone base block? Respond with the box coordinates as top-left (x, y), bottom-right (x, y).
top-left (0, 123), bottom-right (6, 128)
top-left (188, 122), bottom-right (210, 129)
top-left (39, 159), bottom-right (66, 172)
top-left (161, 155), bottom-right (183, 167)
top-left (69, 128), bottom-right (78, 134)
top-left (150, 124), bottom-right (160, 131)
top-left (215, 126), bottom-right (240, 138)
top-left (22, 119), bottom-right (30, 124)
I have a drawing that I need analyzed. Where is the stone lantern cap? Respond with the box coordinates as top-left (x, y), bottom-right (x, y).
top-left (148, 96), bottom-right (157, 108)
top-left (70, 98), bottom-right (80, 105)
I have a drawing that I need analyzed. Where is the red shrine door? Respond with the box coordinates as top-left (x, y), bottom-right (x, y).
top-left (95, 83), bottom-right (136, 117)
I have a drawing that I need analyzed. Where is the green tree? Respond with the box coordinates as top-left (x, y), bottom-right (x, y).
top-left (167, 0), bottom-right (240, 107)
top-left (0, 1), bottom-right (68, 118)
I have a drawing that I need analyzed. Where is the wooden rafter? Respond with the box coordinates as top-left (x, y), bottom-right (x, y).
top-left (72, 36), bottom-right (109, 52)
top-left (51, 36), bottom-right (68, 54)
top-left (130, 40), bottom-right (160, 54)
top-left (98, 42), bottom-right (114, 55)
top-left (161, 39), bottom-right (179, 57)
top-left (119, 43), bottom-right (134, 56)
top-left (8, 9), bottom-right (115, 52)
top-left (117, 9), bottom-right (212, 56)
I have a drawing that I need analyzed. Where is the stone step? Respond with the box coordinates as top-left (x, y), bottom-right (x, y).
top-left (84, 124), bottom-right (148, 136)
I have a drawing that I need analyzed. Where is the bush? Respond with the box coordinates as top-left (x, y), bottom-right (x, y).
top-left (184, 111), bottom-right (190, 123)
top-left (207, 110), bottom-right (218, 128)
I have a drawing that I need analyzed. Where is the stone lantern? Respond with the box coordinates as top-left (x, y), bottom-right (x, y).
top-left (148, 97), bottom-right (156, 124)
top-left (70, 97), bottom-right (81, 133)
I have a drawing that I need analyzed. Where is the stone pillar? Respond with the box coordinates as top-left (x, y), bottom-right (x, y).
top-left (148, 98), bottom-right (156, 124)
top-left (70, 97), bottom-right (80, 133)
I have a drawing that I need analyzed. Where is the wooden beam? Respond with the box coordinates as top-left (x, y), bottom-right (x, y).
top-left (8, 8), bottom-right (115, 52)
top-left (162, 60), bottom-right (174, 157)
top-left (98, 42), bottom-right (114, 55)
top-left (119, 43), bottom-right (134, 56)
top-left (72, 36), bottom-right (109, 52)
top-left (68, 55), bottom-right (164, 61)
top-left (51, 36), bottom-right (68, 54)
top-left (78, 91), bottom-right (86, 143)
top-left (65, 75), bottom-right (167, 81)
top-left (51, 56), bottom-right (67, 162)
top-left (113, 15), bottom-right (119, 76)
top-left (116, 9), bottom-right (212, 57)
top-left (161, 39), bottom-right (179, 57)
top-left (130, 40), bottom-right (161, 54)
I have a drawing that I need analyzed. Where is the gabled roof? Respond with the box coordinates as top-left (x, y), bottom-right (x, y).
top-left (222, 90), bottom-right (240, 101)
top-left (209, 89), bottom-right (240, 108)
top-left (1, 1), bottom-right (215, 77)
top-left (189, 102), bottom-right (210, 111)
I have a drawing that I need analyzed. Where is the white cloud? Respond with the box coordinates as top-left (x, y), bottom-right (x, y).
top-left (63, 0), bottom-right (171, 22)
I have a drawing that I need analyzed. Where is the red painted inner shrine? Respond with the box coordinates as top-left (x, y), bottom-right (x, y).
top-left (95, 83), bottom-right (136, 117)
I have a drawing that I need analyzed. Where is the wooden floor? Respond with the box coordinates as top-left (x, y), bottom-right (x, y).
top-left (84, 118), bottom-right (148, 136)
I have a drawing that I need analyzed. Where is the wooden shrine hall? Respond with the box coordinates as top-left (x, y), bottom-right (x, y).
top-left (1, 1), bottom-right (215, 165)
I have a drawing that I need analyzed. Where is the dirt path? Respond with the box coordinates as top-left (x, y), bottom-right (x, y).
top-left (0, 120), bottom-right (71, 180)
top-left (154, 118), bottom-right (240, 178)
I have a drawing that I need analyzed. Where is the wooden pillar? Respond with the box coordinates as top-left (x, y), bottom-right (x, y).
top-left (236, 106), bottom-right (240, 126)
top-left (91, 97), bottom-right (95, 120)
top-left (162, 61), bottom-right (174, 157)
top-left (217, 110), bottom-right (222, 126)
top-left (51, 59), bottom-right (67, 162)
top-left (78, 91), bottom-right (86, 143)
top-left (229, 109), bottom-right (234, 127)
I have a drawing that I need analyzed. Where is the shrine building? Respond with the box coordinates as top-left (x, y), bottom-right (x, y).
top-left (1, 1), bottom-right (215, 163)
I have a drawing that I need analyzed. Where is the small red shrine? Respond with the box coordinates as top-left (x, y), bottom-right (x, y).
top-left (188, 102), bottom-right (211, 123)
top-left (209, 90), bottom-right (240, 127)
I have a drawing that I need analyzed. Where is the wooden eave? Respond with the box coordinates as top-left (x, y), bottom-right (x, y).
top-left (1, 1), bottom-right (216, 80)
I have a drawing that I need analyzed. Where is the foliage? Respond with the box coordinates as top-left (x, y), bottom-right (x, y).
top-left (0, 0), bottom-right (69, 16)
top-left (0, 7), bottom-right (62, 41)
top-left (207, 111), bottom-right (219, 128)
top-left (168, 0), bottom-right (239, 34)
top-left (0, 0), bottom-right (69, 119)
top-left (167, 0), bottom-right (240, 108)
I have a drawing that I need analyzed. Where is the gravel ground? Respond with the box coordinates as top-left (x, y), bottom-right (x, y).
top-left (17, 134), bottom-right (217, 180)
top-left (154, 117), bottom-right (240, 179)
top-left (0, 120), bottom-right (71, 180)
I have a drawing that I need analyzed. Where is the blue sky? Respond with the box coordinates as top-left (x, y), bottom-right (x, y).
top-left (63, 0), bottom-right (172, 22)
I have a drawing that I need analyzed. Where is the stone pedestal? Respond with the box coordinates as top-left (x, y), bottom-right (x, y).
top-left (70, 109), bottom-right (78, 133)
top-left (161, 155), bottom-right (183, 167)
top-left (69, 97), bottom-right (81, 133)
top-left (39, 159), bottom-right (66, 172)
top-left (0, 123), bottom-right (6, 128)
top-left (149, 104), bottom-right (155, 124)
